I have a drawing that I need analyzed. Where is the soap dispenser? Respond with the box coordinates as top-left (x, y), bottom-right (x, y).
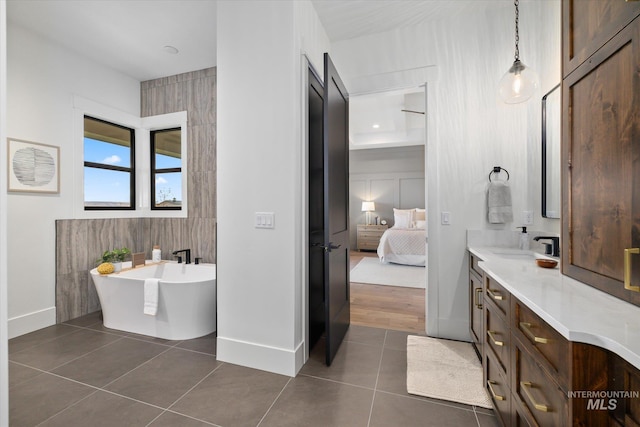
top-left (517, 227), bottom-right (529, 250)
top-left (152, 245), bottom-right (161, 263)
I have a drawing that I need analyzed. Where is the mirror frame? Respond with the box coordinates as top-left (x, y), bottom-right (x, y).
top-left (541, 83), bottom-right (561, 219)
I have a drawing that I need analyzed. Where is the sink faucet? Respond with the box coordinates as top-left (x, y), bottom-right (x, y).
top-left (172, 249), bottom-right (191, 264)
top-left (532, 236), bottom-right (560, 257)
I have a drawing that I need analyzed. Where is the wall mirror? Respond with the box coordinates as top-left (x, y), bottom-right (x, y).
top-left (542, 83), bottom-right (561, 219)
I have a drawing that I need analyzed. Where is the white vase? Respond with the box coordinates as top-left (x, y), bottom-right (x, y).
top-left (113, 262), bottom-right (122, 272)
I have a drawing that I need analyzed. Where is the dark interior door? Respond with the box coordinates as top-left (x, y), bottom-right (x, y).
top-left (323, 53), bottom-right (350, 366)
top-left (308, 67), bottom-right (325, 351)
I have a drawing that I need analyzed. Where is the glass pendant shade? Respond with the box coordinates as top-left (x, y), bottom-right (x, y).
top-left (499, 0), bottom-right (539, 104)
top-left (499, 59), bottom-right (539, 104)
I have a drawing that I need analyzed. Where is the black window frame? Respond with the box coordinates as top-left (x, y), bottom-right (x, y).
top-left (150, 127), bottom-right (182, 211)
top-left (83, 115), bottom-right (136, 211)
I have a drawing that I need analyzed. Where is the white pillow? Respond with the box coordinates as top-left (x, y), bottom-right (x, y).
top-left (393, 208), bottom-right (414, 228)
top-left (414, 208), bottom-right (426, 221)
top-left (414, 220), bottom-right (426, 229)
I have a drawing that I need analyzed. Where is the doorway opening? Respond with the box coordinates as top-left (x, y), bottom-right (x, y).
top-left (347, 87), bottom-right (427, 334)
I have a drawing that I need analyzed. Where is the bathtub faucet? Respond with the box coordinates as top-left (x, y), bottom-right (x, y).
top-left (172, 249), bottom-right (191, 264)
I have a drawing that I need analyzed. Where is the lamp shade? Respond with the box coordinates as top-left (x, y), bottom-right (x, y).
top-left (361, 201), bottom-right (375, 212)
top-left (498, 60), bottom-right (539, 104)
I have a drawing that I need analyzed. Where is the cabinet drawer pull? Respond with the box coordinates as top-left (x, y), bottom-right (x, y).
top-left (520, 381), bottom-right (550, 412)
top-left (487, 330), bottom-right (504, 346)
top-left (487, 380), bottom-right (505, 401)
top-left (520, 322), bottom-right (549, 344)
top-left (624, 248), bottom-right (640, 292)
top-left (487, 288), bottom-right (504, 300)
top-left (474, 288), bottom-right (483, 309)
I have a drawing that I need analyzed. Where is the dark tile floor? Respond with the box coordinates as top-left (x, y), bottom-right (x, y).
top-left (8, 312), bottom-right (498, 426)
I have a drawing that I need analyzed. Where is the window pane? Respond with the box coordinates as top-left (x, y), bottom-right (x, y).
top-left (84, 167), bottom-right (132, 208)
top-left (83, 116), bottom-right (134, 210)
top-left (154, 172), bottom-right (182, 208)
top-left (155, 152), bottom-right (181, 169)
top-left (153, 129), bottom-right (181, 169)
top-left (84, 137), bottom-right (131, 168)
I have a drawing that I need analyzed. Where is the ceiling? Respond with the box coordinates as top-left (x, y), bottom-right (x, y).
top-left (7, 0), bottom-right (507, 81)
top-left (7, 0), bottom-right (504, 148)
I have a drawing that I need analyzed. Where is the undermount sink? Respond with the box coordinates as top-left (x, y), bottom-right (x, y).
top-left (491, 249), bottom-right (536, 259)
top-left (490, 249), bottom-right (554, 261)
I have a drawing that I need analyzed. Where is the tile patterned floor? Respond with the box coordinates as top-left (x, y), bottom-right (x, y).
top-left (8, 312), bottom-right (498, 426)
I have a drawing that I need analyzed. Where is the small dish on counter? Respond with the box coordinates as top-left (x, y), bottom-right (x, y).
top-left (536, 258), bottom-right (558, 269)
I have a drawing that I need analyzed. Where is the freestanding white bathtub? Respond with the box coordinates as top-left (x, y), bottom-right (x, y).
top-left (90, 261), bottom-right (216, 340)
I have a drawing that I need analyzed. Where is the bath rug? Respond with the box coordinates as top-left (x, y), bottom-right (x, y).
top-left (350, 257), bottom-right (425, 288)
top-left (406, 335), bottom-right (492, 408)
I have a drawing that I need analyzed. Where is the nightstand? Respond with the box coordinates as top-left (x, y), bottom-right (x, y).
top-left (356, 224), bottom-right (388, 251)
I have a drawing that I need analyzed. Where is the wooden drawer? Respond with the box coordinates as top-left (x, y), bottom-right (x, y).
top-left (485, 349), bottom-right (510, 427)
top-left (358, 241), bottom-right (378, 250)
top-left (511, 399), bottom-right (534, 427)
top-left (485, 276), bottom-right (510, 319)
top-left (513, 341), bottom-right (569, 427)
top-left (485, 302), bottom-right (510, 375)
top-left (358, 230), bottom-right (384, 239)
top-left (512, 299), bottom-right (569, 390)
top-left (470, 253), bottom-right (483, 277)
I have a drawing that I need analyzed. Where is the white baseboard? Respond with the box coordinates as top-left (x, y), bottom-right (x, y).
top-left (216, 336), bottom-right (304, 377)
top-left (8, 307), bottom-right (56, 339)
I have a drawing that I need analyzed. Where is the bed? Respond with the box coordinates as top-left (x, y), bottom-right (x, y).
top-left (377, 208), bottom-right (427, 266)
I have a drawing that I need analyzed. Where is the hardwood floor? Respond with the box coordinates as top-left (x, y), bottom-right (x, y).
top-left (349, 251), bottom-right (426, 333)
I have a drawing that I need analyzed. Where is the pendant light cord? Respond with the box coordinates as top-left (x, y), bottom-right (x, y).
top-left (514, 0), bottom-right (520, 61)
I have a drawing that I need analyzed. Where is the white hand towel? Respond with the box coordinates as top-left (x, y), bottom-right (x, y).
top-left (143, 278), bottom-right (160, 316)
top-left (487, 181), bottom-right (513, 224)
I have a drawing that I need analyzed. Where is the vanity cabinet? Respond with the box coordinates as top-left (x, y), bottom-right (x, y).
top-left (469, 252), bottom-right (484, 355)
top-left (481, 273), bottom-right (610, 426)
top-left (562, 0), bottom-right (640, 306)
top-left (562, 0), bottom-right (640, 77)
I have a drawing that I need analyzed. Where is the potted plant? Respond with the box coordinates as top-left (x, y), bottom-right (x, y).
top-left (98, 247), bottom-right (131, 272)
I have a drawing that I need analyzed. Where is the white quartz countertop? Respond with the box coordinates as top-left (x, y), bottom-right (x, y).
top-left (469, 245), bottom-right (640, 370)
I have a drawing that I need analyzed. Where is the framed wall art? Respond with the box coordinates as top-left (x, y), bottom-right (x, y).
top-left (7, 138), bottom-right (60, 194)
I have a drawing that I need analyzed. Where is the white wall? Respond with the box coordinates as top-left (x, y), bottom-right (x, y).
top-left (331, 0), bottom-right (561, 340)
top-left (6, 23), bottom-right (140, 337)
top-left (1, 1), bottom-right (9, 423)
top-left (216, 0), bottom-right (329, 376)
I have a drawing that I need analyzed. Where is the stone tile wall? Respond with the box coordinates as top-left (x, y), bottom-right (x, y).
top-left (55, 68), bottom-right (216, 323)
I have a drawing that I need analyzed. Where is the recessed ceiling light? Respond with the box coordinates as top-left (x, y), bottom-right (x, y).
top-left (372, 124), bottom-right (380, 129)
top-left (163, 45), bottom-right (179, 55)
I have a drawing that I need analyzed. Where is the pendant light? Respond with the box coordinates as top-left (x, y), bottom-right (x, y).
top-left (498, 0), bottom-right (538, 104)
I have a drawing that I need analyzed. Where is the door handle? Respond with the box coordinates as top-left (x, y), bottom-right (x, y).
top-left (520, 381), bottom-right (550, 412)
top-left (486, 330), bottom-right (504, 347)
top-left (624, 248), bottom-right (640, 292)
top-left (520, 322), bottom-right (549, 344)
top-left (487, 380), bottom-right (506, 401)
top-left (474, 288), bottom-right (483, 309)
top-left (325, 242), bottom-right (342, 253)
top-left (486, 288), bottom-right (504, 301)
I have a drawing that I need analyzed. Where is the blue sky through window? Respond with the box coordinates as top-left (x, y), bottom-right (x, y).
top-left (84, 137), bottom-right (182, 204)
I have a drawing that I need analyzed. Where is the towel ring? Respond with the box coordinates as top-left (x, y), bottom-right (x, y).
top-left (488, 166), bottom-right (510, 182)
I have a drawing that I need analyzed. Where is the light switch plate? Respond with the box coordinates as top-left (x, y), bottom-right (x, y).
top-left (255, 212), bottom-right (275, 229)
top-left (441, 211), bottom-right (451, 225)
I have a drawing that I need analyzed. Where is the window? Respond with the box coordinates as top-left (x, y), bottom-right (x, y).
top-left (151, 128), bottom-right (182, 209)
top-left (83, 116), bottom-right (135, 210)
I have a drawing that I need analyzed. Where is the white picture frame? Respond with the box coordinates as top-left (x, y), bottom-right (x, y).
top-left (7, 138), bottom-right (60, 194)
